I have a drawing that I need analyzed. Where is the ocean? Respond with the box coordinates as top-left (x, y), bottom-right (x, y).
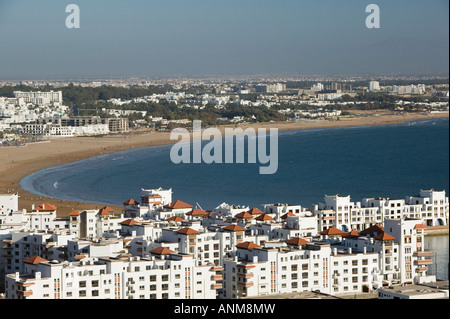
top-left (19, 117), bottom-right (450, 280)
top-left (21, 117), bottom-right (449, 210)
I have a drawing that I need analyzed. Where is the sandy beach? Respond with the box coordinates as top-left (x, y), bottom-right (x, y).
top-left (0, 111), bottom-right (448, 217)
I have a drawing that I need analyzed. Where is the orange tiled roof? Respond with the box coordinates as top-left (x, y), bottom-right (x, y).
top-left (98, 206), bottom-right (114, 216)
top-left (176, 227), bottom-right (199, 235)
top-left (320, 227), bottom-right (346, 236)
top-left (360, 224), bottom-right (384, 236)
top-left (236, 242), bottom-right (261, 251)
top-left (222, 224), bottom-right (246, 232)
top-left (414, 223), bottom-right (427, 229)
top-left (164, 200), bottom-right (193, 210)
top-left (32, 203), bottom-right (57, 212)
top-left (285, 237), bottom-right (310, 246)
top-left (235, 211), bottom-right (254, 219)
top-left (123, 199), bottom-right (138, 205)
top-left (186, 209), bottom-right (209, 217)
top-left (69, 210), bottom-right (80, 216)
top-left (23, 256), bottom-right (48, 265)
top-left (255, 214), bottom-right (274, 221)
top-left (150, 247), bottom-right (175, 255)
top-left (374, 232), bottom-right (396, 241)
top-left (247, 208), bottom-right (264, 215)
top-left (342, 230), bottom-right (360, 238)
top-left (120, 219), bottom-right (141, 226)
top-left (166, 216), bottom-right (185, 222)
top-left (281, 212), bottom-right (296, 219)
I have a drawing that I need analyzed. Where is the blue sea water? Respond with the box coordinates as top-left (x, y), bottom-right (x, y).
top-left (20, 118), bottom-right (449, 211)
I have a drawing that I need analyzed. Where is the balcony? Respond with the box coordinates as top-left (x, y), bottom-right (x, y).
top-left (210, 266), bottom-right (224, 271)
top-left (211, 275), bottom-right (223, 281)
top-left (17, 290), bottom-right (33, 297)
top-left (211, 283), bottom-right (223, 289)
top-left (237, 264), bottom-right (256, 270)
top-left (237, 281), bottom-right (254, 288)
top-left (414, 259), bottom-right (433, 266)
top-left (414, 250), bottom-right (434, 257)
top-left (416, 266), bottom-right (429, 272)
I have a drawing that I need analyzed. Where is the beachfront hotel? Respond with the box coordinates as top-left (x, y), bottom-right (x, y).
top-left (314, 189), bottom-right (448, 232)
top-left (0, 188), bottom-right (448, 299)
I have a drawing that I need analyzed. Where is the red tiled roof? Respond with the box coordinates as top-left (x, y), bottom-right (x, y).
top-left (69, 210), bottom-right (80, 216)
top-left (23, 256), bottom-right (48, 265)
top-left (176, 227), bottom-right (199, 235)
top-left (375, 232), bottom-right (396, 241)
top-left (255, 214), bottom-right (274, 221)
top-left (186, 209), bottom-right (209, 217)
top-left (222, 224), bottom-right (246, 232)
top-left (164, 200), bottom-right (193, 209)
top-left (98, 206), bottom-right (114, 216)
top-left (281, 212), bottom-right (296, 219)
top-left (414, 224), bottom-right (427, 230)
top-left (285, 237), bottom-right (310, 246)
top-left (247, 208), bottom-right (264, 215)
top-left (166, 216), bottom-right (185, 222)
top-left (236, 242), bottom-right (261, 251)
top-left (120, 219), bottom-right (141, 226)
top-left (33, 203), bottom-right (57, 212)
top-left (360, 224), bottom-right (384, 236)
top-left (342, 230), bottom-right (360, 238)
top-left (150, 247), bottom-right (175, 255)
top-left (235, 211), bottom-right (254, 219)
top-left (123, 199), bottom-right (138, 205)
top-left (320, 227), bottom-right (346, 236)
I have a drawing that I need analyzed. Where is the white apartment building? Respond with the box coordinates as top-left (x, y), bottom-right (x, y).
top-left (215, 203), bottom-right (250, 218)
top-left (222, 218), bottom-right (436, 299)
top-left (0, 193), bottom-right (19, 215)
top-left (14, 91), bottom-right (63, 106)
top-left (314, 189), bottom-right (449, 232)
top-left (1, 230), bottom-right (76, 276)
top-left (5, 253), bottom-right (219, 299)
top-left (223, 240), bottom-right (379, 299)
top-left (140, 187), bottom-right (172, 207)
top-left (369, 81), bottom-right (380, 91)
top-left (311, 83), bottom-right (324, 91)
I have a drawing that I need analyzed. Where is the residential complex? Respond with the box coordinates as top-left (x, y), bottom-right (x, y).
top-left (0, 188), bottom-right (448, 299)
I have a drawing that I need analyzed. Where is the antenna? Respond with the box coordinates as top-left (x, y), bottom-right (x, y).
top-left (196, 202), bottom-right (204, 210)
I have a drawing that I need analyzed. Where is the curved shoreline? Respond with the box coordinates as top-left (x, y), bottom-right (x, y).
top-left (1, 111), bottom-right (448, 216)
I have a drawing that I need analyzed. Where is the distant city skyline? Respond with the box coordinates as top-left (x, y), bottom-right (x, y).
top-left (0, 0), bottom-right (448, 80)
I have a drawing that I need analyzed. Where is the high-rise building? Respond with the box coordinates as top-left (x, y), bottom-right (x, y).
top-left (369, 81), bottom-right (380, 92)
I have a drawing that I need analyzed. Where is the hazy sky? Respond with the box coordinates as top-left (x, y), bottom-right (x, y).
top-left (0, 0), bottom-right (448, 79)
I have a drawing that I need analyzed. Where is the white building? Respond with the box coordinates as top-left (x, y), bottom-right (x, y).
top-left (369, 81), bottom-right (380, 92)
top-left (5, 254), bottom-right (219, 299)
top-left (314, 189), bottom-right (449, 232)
top-left (14, 91), bottom-right (63, 106)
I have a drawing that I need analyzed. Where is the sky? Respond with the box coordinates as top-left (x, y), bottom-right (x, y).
top-left (0, 0), bottom-right (448, 80)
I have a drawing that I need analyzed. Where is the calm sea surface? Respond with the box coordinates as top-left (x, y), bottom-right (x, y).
top-left (20, 117), bottom-right (450, 279)
top-left (21, 118), bottom-right (449, 210)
